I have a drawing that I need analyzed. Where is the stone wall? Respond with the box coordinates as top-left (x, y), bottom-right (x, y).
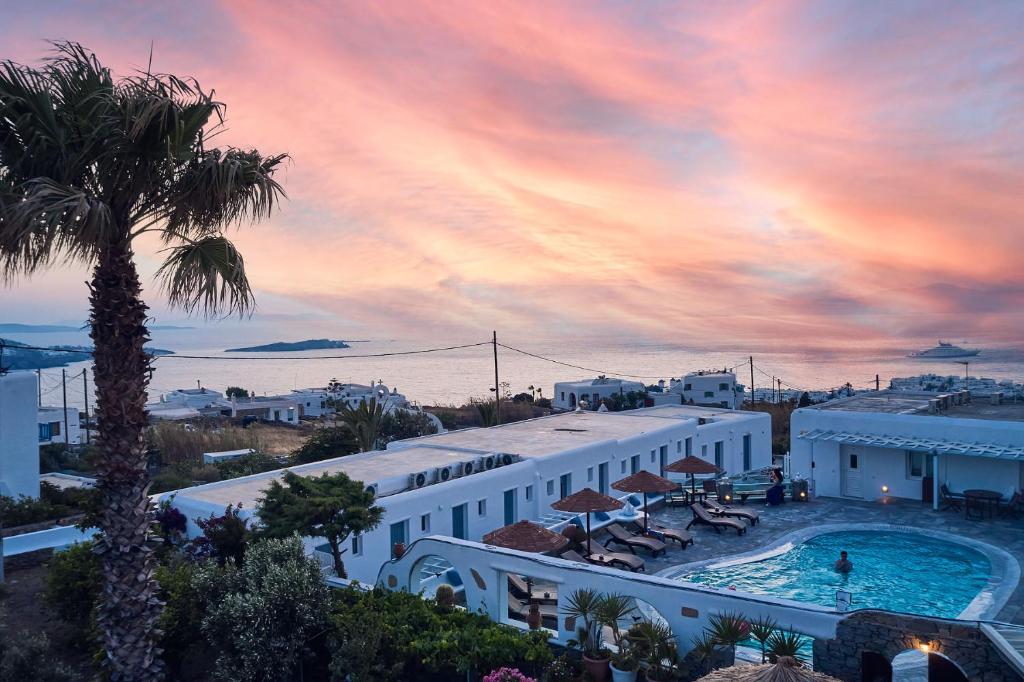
top-left (813, 610), bottom-right (1020, 682)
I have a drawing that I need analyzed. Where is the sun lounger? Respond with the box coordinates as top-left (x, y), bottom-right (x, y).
top-left (686, 503), bottom-right (746, 535)
top-left (603, 523), bottom-right (667, 556)
top-left (561, 548), bottom-right (645, 573)
top-left (626, 521), bottom-right (693, 549)
top-left (700, 500), bottom-right (760, 525)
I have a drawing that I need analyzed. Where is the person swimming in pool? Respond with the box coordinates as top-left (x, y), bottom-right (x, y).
top-left (834, 550), bottom-right (853, 573)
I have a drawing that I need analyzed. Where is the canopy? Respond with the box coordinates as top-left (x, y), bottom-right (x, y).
top-left (611, 470), bottom-right (677, 494)
top-left (551, 487), bottom-right (624, 513)
top-left (664, 455), bottom-right (719, 475)
top-left (696, 657), bottom-right (841, 682)
top-left (482, 520), bottom-right (569, 554)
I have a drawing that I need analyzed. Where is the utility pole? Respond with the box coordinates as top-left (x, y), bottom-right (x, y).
top-left (196, 379), bottom-right (201, 390)
top-left (777, 378), bottom-right (782, 403)
top-left (749, 356), bottom-right (755, 404)
top-left (772, 376), bottom-right (776, 403)
top-left (875, 374), bottom-right (880, 391)
top-left (492, 331), bottom-right (501, 425)
top-left (61, 368), bottom-right (69, 446)
top-left (83, 369), bottom-right (91, 445)
top-left (36, 368), bottom-right (41, 406)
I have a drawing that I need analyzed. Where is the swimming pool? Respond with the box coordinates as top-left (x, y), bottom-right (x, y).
top-left (683, 529), bottom-right (993, 619)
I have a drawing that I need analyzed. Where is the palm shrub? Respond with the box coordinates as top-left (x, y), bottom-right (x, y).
top-left (0, 42), bottom-right (286, 677)
top-left (194, 535), bottom-right (330, 681)
top-left (596, 594), bottom-right (637, 671)
top-left (767, 630), bottom-right (806, 662)
top-left (689, 631), bottom-right (719, 676)
top-left (335, 398), bottom-right (386, 452)
top-left (748, 615), bottom-right (777, 663)
top-left (562, 588), bottom-right (607, 660)
top-left (628, 619), bottom-right (678, 681)
top-left (706, 611), bottom-right (749, 647)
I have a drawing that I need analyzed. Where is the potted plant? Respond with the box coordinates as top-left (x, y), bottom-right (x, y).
top-left (748, 615), bottom-right (777, 663)
top-left (597, 594), bottom-right (638, 682)
top-left (527, 601), bottom-right (542, 630)
top-left (629, 619), bottom-right (678, 681)
top-left (767, 630), bottom-right (806, 663)
top-left (707, 611), bottom-right (749, 668)
top-left (563, 589), bottom-right (610, 682)
top-left (392, 541), bottom-right (406, 559)
top-left (689, 632), bottom-right (719, 677)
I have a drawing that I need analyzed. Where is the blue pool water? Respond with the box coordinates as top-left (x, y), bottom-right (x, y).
top-left (684, 530), bottom-right (991, 618)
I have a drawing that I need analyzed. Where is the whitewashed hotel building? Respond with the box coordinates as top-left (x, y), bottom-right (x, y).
top-left (790, 390), bottom-right (1024, 505)
top-left (164, 404), bottom-right (770, 583)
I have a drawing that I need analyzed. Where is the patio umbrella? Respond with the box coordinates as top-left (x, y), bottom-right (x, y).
top-left (551, 487), bottom-right (624, 554)
top-left (611, 470), bottom-right (677, 534)
top-left (482, 520), bottom-right (569, 555)
top-left (664, 455), bottom-right (720, 497)
top-left (696, 657), bottom-right (840, 682)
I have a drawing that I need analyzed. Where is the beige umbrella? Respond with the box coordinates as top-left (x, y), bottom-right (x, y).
top-left (696, 657), bottom-right (841, 682)
top-left (611, 470), bottom-right (677, 533)
top-left (551, 487), bottom-right (624, 554)
top-left (664, 455), bottom-right (720, 497)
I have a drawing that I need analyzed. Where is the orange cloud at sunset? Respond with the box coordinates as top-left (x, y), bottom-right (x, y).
top-left (0, 1), bottom-right (1021, 346)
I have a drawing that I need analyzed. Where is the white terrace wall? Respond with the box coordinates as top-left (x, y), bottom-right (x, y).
top-left (0, 371), bottom-right (39, 498)
top-left (379, 536), bottom-right (842, 660)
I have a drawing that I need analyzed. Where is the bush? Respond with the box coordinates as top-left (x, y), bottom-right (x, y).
top-left (150, 468), bottom-right (194, 494)
top-left (43, 541), bottom-right (101, 639)
top-left (378, 410), bottom-right (437, 445)
top-left (0, 626), bottom-right (81, 682)
top-left (156, 559), bottom-right (208, 675)
top-left (151, 422), bottom-right (260, 469)
top-left (194, 535), bottom-right (330, 681)
top-left (189, 504), bottom-right (253, 566)
top-left (291, 427), bottom-right (358, 465)
top-left (214, 453), bottom-right (281, 480)
top-left (190, 464), bottom-right (222, 483)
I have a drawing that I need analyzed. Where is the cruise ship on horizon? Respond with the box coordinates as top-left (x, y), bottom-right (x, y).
top-left (909, 341), bottom-right (980, 359)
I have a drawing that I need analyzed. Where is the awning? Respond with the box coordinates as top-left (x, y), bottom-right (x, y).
top-left (799, 429), bottom-right (1024, 460)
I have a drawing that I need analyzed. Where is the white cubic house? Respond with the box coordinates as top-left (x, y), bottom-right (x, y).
top-left (552, 376), bottom-right (647, 411)
top-left (38, 405), bottom-right (81, 445)
top-left (1, 371), bottom-right (40, 498)
top-left (163, 404), bottom-right (771, 584)
top-left (668, 371), bottom-right (743, 409)
top-left (790, 390), bottom-right (1024, 506)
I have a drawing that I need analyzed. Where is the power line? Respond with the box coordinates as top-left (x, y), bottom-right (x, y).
top-left (496, 343), bottom-right (665, 380)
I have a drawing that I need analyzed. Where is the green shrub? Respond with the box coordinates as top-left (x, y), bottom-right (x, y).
top-left (0, 626), bottom-right (81, 681)
top-left (214, 453), bottom-right (280, 480)
top-left (189, 504), bottom-right (253, 566)
top-left (194, 535), bottom-right (330, 681)
top-left (291, 427), bottom-right (358, 465)
top-left (43, 541), bottom-right (101, 639)
top-left (156, 559), bottom-right (207, 675)
top-left (150, 469), bottom-right (194, 494)
top-left (190, 464), bottom-right (222, 483)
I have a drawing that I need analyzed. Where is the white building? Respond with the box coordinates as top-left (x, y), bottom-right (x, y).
top-left (790, 390), bottom-right (1024, 506)
top-left (669, 371), bottom-right (743, 409)
top-left (230, 397), bottom-right (300, 425)
top-left (163, 404), bottom-right (771, 584)
top-left (890, 374), bottom-right (1024, 401)
top-left (38, 406), bottom-right (81, 445)
top-left (159, 387), bottom-right (225, 408)
top-left (552, 376), bottom-right (647, 411)
top-left (286, 382), bottom-right (411, 418)
top-left (1, 371), bottom-right (40, 498)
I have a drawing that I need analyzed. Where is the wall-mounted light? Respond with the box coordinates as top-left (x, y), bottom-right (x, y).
top-left (918, 642), bottom-right (930, 653)
top-left (881, 485), bottom-right (889, 494)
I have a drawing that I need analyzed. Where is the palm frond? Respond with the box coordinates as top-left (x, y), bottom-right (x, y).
top-left (155, 234), bottom-right (253, 317)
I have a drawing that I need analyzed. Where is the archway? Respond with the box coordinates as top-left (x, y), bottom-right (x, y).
top-left (892, 649), bottom-right (968, 682)
top-left (928, 653), bottom-right (967, 682)
top-left (569, 392), bottom-right (577, 408)
top-left (409, 554), bottom-right (466, 606)
top-left (862, 651), bottom-right (892, 682)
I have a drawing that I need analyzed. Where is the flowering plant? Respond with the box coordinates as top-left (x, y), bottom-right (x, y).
top-left (483, 667), bottom-right (536, 682)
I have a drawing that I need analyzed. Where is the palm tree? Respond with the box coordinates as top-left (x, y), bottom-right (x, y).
top-left (0, 43), bottom-right (285, 679)
top-left (336, 397), bottom-right (387, 452)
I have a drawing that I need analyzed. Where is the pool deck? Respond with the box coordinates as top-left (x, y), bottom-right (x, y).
top-left (625, 496), bottom-right (1024, 624)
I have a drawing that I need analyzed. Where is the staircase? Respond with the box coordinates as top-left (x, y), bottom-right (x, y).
top-left (981, 622), bottom-right (1024, 678)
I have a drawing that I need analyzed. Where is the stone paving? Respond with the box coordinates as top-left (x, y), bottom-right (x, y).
top-left (595, 496), bottom-right (1024, 624)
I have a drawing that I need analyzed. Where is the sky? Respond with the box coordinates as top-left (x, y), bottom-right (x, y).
top-left (0, 1), bottom-right (1022, 348)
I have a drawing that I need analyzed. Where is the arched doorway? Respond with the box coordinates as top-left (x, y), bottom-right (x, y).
top-left (862, 651), bottom-right (892, 682)
top-left (409, 554), bottom-right (466, 606)
top-left (928, 653), bottom-right (967, 682)
top-left (569, 392), bottom-right (577, 408)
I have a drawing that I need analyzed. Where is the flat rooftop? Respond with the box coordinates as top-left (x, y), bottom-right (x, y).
top-left (395, 405), bottom-right (759, 458)
top-left (811, 391), bottom-right (1024, 422)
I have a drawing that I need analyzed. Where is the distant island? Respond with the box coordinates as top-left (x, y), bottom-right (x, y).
top-left (224, 339), bottom-right (350, 353)
top-left (0, 323), bottom-right (82, 333)
top-left (0, 338), bottom-right (173, 370)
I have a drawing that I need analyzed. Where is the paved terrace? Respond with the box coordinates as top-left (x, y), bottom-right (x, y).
top-left (610, 497), bottom-right (1024, 624)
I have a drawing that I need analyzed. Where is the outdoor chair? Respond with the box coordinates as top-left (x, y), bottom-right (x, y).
top-left (700, 500), bottom-right (760, 525)
top-left (939, 484), bottom-right (963, 512)
top-left (1000, 491), bottom-right (1022, 519)
top-left (603, 523), bottom-right (668, 556)
top-left (702, 478), bottom-right (718, 498)
top-left (686, 503), bottom-right (746, 535)
top-left (561, 548), bottom-right (645, 573)
top-left (627, 520), bottom-right (694, 549)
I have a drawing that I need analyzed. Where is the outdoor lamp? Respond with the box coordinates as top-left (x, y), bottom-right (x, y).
top-left (918, 642), bottom-right (930, 653)
top-left (881, 485), bottom-right (889, 493)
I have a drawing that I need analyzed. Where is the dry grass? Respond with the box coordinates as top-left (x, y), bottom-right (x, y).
top-left (248, 423), bottom-right (312, 455)
top-left (425, 400), bottom-right (548, 430)
top-left (150, 422), bottom-right (261, 468)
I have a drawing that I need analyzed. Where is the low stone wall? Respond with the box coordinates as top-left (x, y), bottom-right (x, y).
top-left (813, 610), bottom-right (1019, 682)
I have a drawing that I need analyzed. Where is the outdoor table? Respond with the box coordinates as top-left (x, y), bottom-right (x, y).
top-left (964, 489), bottom-right (1002, 520)
top-left (685, 489), bottom-right (708, 504)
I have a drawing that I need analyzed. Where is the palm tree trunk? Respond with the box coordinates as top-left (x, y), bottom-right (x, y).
top-left (89, 240), bottom-right (164, 681)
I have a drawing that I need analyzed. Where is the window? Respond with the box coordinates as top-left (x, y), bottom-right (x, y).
top-left (452, 504), bottom-right (468, 539)
top-left (742, 434), bottom-right (752, 472)
top-left (650, 449), bottom-right (656, 463)
top-left (620, 460), bottom-right (627, 474)
top-left (719, 382), bottom-right (729, 391)
top-left (630, 454), bottom-right (640, 474)
top-left (684, 383), bottom-right (692, 390)
top-left (504, 488), bottom-right (517, 525)
top-left (420, 513), bottom-right (431, 533)
top-left (704, 391), bottom-right (714, 398)
top-left (351, 534), bottom-right (362, 556)
top-left (676, 440), bottom-right (682, 454)
top-left (598, 462), bottom-right (609, 494)
top-left (390, 520), bottom-right (409, 558)
top-left (559, 473), bottom-right (572, 499)
top-left (659, 445), bottom-right (668, 477)
top-left (477, 499), bottom-right (487, 516)
top-left (546, 479), bottom-right (555, 496)
top-left (39, 422), bottom-right (52, 442)
top-left (560, 391), bottom-right (565, 400)
top-left (525, 485), bottom-right (533, 501)
top-left (587, 466), bottom-right (594, 482)
top-left (906, 451), bottom-right (932, 479)
top-left (51, 421), bottom-right (61, 436)
top-left (685, 437), bottom-right (692, 456)
top-left (714, 441), bottom-right (724, 470)
top-left (701, 444), bottom-right (708, 458)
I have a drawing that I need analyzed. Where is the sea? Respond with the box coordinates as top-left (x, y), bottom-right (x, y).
top-left (15, 328), bottom-right (1024, 412)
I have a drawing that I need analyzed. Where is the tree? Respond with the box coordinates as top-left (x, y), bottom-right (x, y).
top-left (225, 386), bottom-right (249, 399)
top-left (378, 409), bottom-right (438, 445)
top-left (0, 43), bottom-right (286, 678)
top-left (292, 426), bottom-right (359, 464)
top-left (335, 397), bottom-right (386, 452)
top-left (798, 392), bottom-right (812, 408)
top-left (257, 471), bottom-right (382, 578)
